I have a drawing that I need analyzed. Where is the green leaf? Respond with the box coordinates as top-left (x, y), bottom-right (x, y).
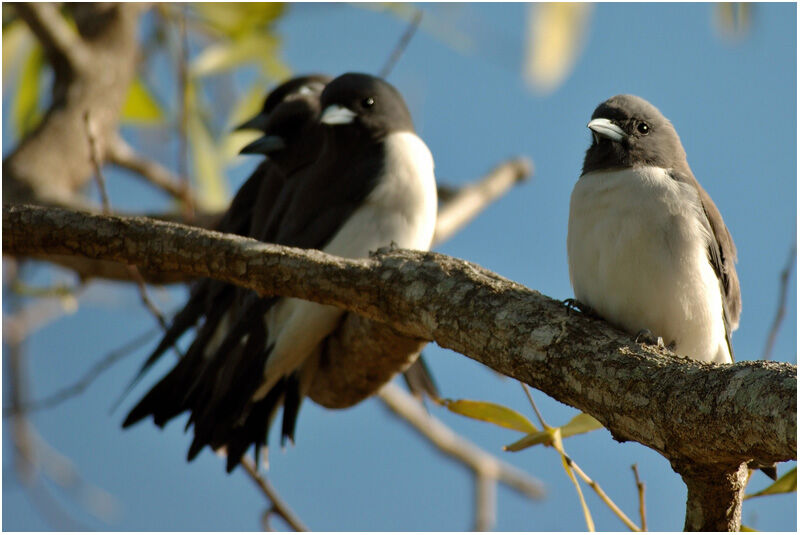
top-left (504, 412), bottom-right (603, 452)
top-left (443, 399), bottom-right (538, 433)
top-left (12, 44), bottom-right (44, 137)
top-left (740, 525), bottom-right (757, 532)
top-left (121, 77), bottom-right (164, 124)
top-left (190, 33), bottom-right (281, 78)
top-left (745, 467), bottom-right (796, 499)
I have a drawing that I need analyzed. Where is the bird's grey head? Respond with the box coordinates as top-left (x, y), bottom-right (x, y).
top-left (319, 73), bottom-right (414, 140)
top-left (582, 94), bottom-right (689, 176)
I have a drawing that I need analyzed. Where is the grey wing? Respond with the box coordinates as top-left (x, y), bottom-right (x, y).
top-left (671, 169), bottom-right (741, 360)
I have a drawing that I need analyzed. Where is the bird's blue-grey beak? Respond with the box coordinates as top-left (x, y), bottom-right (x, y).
top-left (320, 105), bottom-right (356, 125)
top-left (240, 135), bottom-right (286, 155)
top-left (234, 114), bottom-right (269, 132)
top-left (588, 118), bottom-right (625, 142)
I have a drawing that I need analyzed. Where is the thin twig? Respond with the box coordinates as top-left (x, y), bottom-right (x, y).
top-left (240, 457), bottom-right (308, 531)
top-left (378, 383), bottom-right (545, 500)
top-left (379, 8), bottom-right (423, 78)
top-left (566, 456), bottom-right (640, 531)
top-left (520, 382), bottom-right (547, 430)
top-left (177, 5), bottom-right (194, 220)
top-left (632, 464), bottom-right (647, 531)
top-left (84, 111), bottom-right (111, 212)
top-left (761, 241), bottom-right (796, 361)
top-left (4, 327), bottom-right (161, 416)
top-left (106, 135), bottom-right (197, 206)
top-left (521, 382), bottom-right (640, 531)
top-left (85, 111), bottom-right (170, 331)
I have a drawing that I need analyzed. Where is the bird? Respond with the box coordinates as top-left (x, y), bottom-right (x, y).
top-left (567, 94), bottom-right (740, 365)
top-left (118, 76), bottom-right (332, 399)
top-left (123, 73), bottom-right (439, 472)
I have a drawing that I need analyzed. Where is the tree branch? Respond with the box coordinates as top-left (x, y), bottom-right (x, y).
top-left (13, 3), bottom-right (90, 72)
top-left (5, 204), bottom-right (795, 476)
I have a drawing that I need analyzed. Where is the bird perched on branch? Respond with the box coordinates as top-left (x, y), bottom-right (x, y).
top-left (124, 73), bottom-right (439, 472)
top-left (568, 94), bottom-right (740, 364)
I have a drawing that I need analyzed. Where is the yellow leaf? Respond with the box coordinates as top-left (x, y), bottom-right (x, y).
top-left (2, 20), bottom-right (32, 85)
top-left (523, 3), bottom-right (591, 94)
top-left (553, 428), bottom-right (595, 531)
top-left (187, 112), bottom-right (229, 211)
top-left (444, 399), bottom-right (538, 433)
top-left (740, 525), bottom-right (757, 532)
top-left (745, 467), bottom-right (796, 499)
top-left (191, 3), bottom-right (285, 38)
top-left (560, 412), bottom-right (604, 439)
top-left (121, 77), bottom-right (164, 124)
top-left (504, 413), bottom-right (602, 452)
top-left (12, 45), bottom-right (44, 138)
top-left (190, 33), bottom-right (281, 78)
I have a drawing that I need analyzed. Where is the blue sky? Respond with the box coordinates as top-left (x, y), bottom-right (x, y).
top-left (3, 3), bottom-right (796, 531)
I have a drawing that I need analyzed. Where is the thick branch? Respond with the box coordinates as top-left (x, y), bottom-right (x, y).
top-left (4, 3), bottom-right (142, 206)
top-left (4, 204), bottom-right (796, 471)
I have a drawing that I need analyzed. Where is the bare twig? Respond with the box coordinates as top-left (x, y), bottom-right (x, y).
top-left (522, 384), bottom-right (640, 531)
top-left (567, 456), bottom-right (640, 531)
top-left (474, 472), bottom-right (497, 531)
top-left (84, 111), bottom-right (111, 212)
top-left (761, 241), bottom-right (796, 361)
top-left (240, 457), bottom-right (308, 531)
top-left (632, 464), bottom-right (647, 531)
top-left (4, 327), bottom-right (161, 416)
top-left (378, 383), bottom-right (545, 501)
top-left (434, 158), bottom-right (533, 244)
top-left (379, 8), bottom-right (423, 78)
top-left (106, 135), bottom-right (197, 206)
top-left (85, 111), bottom-right (170, 331)
top-left (177, 5), bottom-right (194, 220)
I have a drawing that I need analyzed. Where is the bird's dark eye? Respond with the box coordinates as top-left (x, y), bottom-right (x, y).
top-left (362, 97), bottom-right (375, 108)
top-left (637, 122), bottom-right (650, 135)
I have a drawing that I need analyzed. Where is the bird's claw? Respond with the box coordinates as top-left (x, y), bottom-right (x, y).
top-left (635, 329), bottom-right (664, 348)
top-left (563, 298), bottom-right (600, 319)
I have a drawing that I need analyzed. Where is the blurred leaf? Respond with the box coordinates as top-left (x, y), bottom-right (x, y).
top-left (121, 77), bottom-right (164, 124)
top-left (740, 525), bottom-right (756, 531)
top-left (2, 20), bottom-right (31, 84)
top-left (443, 399), bottom-right (538, 433)
top-left (187, 93), bottom-right (229, 210)
top-left (12, 44), bottom-right (44, 137)
top-left (191, 2), bottom-right (285, 38)
top-left (523, 3), bottom-right (591, 94)
top-left (745, 467), bottom-right (796, 499)
top-left (714, 3), bottom-right (752, 42)
top-left (190, 33), bottom-right (282, 77)
top-left (504, 412), bottom-right (602, 452)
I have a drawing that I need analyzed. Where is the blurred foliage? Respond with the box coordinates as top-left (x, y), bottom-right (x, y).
top-left (745, 467), bottom-right (797, 499)
top-left (523, 3), bottom-right (592, 95)
top-left (443, 398), bottom-right (538, 433)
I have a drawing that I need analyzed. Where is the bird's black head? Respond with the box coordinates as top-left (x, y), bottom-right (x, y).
top-left (239, 94), bottom-right (324, 174)
top-left (235, 74), bottom-right (331, 132)
top-left (582, 94), bottom-right (688, 176)
top-left (318, 73), bottom-right (414, 141)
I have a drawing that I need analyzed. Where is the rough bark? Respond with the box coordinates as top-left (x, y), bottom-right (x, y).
top-left (679, 461), bottom-right (749, 531)
top-left (5, 203), bottom-right (796, 477)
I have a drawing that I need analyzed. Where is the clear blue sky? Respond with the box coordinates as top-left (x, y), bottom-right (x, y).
top-left (3, 3), bottom-right (796, 531)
